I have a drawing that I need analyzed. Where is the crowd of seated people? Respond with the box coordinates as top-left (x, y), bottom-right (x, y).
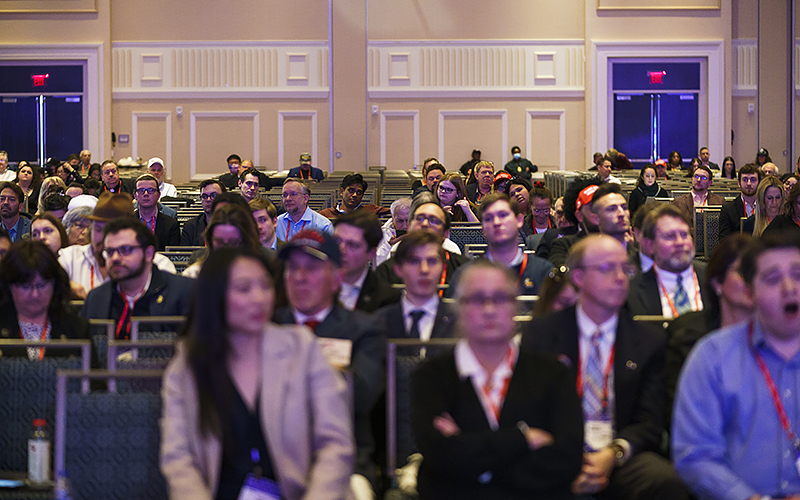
top-left (4, 143), bottom-right (800, 500)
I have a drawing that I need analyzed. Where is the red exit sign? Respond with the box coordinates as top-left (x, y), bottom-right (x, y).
top-left (31, 73), bottom-right (49, 87)
top-left (648, 71), bottom-right (666, 84)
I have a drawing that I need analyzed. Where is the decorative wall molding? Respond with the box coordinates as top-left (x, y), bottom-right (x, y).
top-left (796, 40), bottom-right (800, 96)
top-left (732, 39), bottom-right (757, 97)
top-left (379, 110), bottom-right (420, 168)
top-left (592, 41), bottom-right (724, 164)
top-left (277, 111), bottom-right (319, 173)
top-left (0, 44), bottom-right (105, 160)
top-left (189, 112), bottom-right (260, 180)
top-left (369, 40), bottom-right (584, 98)
top-left (438, 110), bottom-right (508, 166)
top-left (113, 41), bottom-right (329, 99)
top-left (526, 110), bottom-right (566, 171)
top-left (131, 112), bottom-right (172, 179)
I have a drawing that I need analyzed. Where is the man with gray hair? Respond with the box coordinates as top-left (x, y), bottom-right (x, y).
top-left (375, 197), bottom-right (412, 266)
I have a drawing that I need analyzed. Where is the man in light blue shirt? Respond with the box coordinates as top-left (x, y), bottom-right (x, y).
top-left (673, 232), bottom-right (800, 500)
top-left (275, 178), bottom-right (332, 242)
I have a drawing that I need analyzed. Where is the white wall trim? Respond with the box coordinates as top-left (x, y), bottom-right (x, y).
top-left (370, 89), bottom-right (584, 99)
top-left (277, 111), bottom-right (318, 173)
top-left (526, 110), bottom-right (566, 171)
top-left (0, 43), bottom-right (105, 161)
top-left (131, 112), bottom-right (173, 179)
top-left (592, 40), bottom-right (725, 161)
top-left (379, 110), bottom-right (420, 168)
top-left (369, 39), bottom-right (585, 47)
top-left (438, 110), bottom-right (508, 167)
top-left (732, 39), bottom-right (757, 97)
top-left (189, 111), bottom-right (260, 180)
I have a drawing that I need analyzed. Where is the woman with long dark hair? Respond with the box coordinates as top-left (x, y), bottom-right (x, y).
top-left (0, 240), bottom-right (91, 359)
top-left (160, 248), bottom-right (353, 500)
top-left (720, 156), bottom-right (737, 179)
top-left (435, 172), bottom-right (478, 222)
top-left (627, 164), bottom-right (668, 217)
top-left (14, 161), bottom-right (41, 214)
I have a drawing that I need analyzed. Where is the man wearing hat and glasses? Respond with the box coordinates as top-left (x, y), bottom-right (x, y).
top-left (288, 152), bottom-right (324, 183)
top-left (58, 193), bottom-right (177, 299)
top-left (147, 157), bottom-right (177, 198)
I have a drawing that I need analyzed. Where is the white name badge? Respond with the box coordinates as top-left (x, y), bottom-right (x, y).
top-left (237, 475), bottom-right (281, 500)
top-left (585, 420), bottom-right (613, 451)
top-left (317, 338), bottom-right (353, 370)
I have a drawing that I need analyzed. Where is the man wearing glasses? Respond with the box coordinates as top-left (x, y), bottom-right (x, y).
top-left (671, 164), bottom-right (725, 230)
top-left (133, 174), bottom-right (180, 252)
top-left (100, 160), bottom-right (132, 194)
top-left (275, 178), bottom-right (333, 242)
top-left (523, 234), bottom-right (690, 500)
top-left (181, 179), bottom-right (226, 246)
top-left (81, 218), bottom-right (193, 339)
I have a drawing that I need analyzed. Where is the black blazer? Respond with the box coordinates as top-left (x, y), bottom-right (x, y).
top-left (547, 232), bottom-right (583, 267)
top-left (376, 299), bottom-right (455, 341)
top-left (625, 262), bottom-right (710, 318)
top-left (532, 225), bottom-right (578, 260)
top-left (762, 214), bottom-right (800, 238)
top-left (411, 349), bottom-right (584, 500)
top-left (180, 212), bottom-right (207, 247)
top-left (719, 194), bottom-right (748, 238)
top-left (135, 210), bottom-right (181, 252)
top-left (521, 306), bottom-right (667, 455)
top-left (355, 269), bottom-right (401, 313)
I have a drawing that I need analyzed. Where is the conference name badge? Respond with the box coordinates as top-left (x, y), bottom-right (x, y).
top-left (238, 475), bottom-right (281, 500)
top-left (585, 419), bottom-right (613, 451)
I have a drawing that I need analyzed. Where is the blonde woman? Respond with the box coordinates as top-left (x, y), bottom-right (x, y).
top-left (36, 176), bottom-right (67, 215)
top-left (753, 176), bottom-right (784, 237)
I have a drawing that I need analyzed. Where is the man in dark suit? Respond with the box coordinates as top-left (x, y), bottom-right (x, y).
top-left (719, 163), bottom-right (760, 238)
top-left (333, 210), bottom-right (400, 312)
top-left (522, 234), bottom-right (689, 500)
top-left (100, 160), bottom-right (133, 194)
top-left (671, 165), bottom-right (725, 231)
top-left (412, 259), bottom-right (584, 500)
top-left (80, 218), bottom-right (193, 338)
top-left (698, 146), bottom-right (719, 172)
top-left (547, 179), bottom-right (601, 267)
top-left (465, 161), bottom-right (494, 204)
top-left (274, 229), bottom-right (383, 497)
top-left (133, 174), bottom-right (180, 252)
top-left (181, 179), bottom-right (226, 247)
top-left (627, 204), bottom-right (711, 318)
top-left (217, 153), bottom-right (242, 190)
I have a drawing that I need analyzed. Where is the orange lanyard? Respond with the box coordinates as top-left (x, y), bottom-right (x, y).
top-left (286, 218), bottom-right (307, 239)
top-left (515, 253), bottom-right (528, 289)
top-left (576, 344), bottom-right (615, 411)
top-left (438, 252), bottom-right (450, 298)
top-left (481, 346), bottom-right (517, 423)
top-left (656, 269), bottom-right (701, 317)
top-left (20, 318), bottom-right (49, 360)
top-left (89, 264), bottom-right (95, 289)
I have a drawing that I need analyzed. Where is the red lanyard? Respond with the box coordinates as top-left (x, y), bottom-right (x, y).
top-left (115, 291), bottom-right (138, 340)
top-left (89, 264), bottom-right (95, 290)
top-left (142, 213), bottom-right (156, 233)
top-left (286, 218), bottom-right (307, 239)
top-left (515, 253), bottom-right (529, 289)
top-left (20, 318), bottom-right (49, 360)
top-left (438, 252), bottom-right (450, 298)
top-left (656, 268), bottom-right (701, 317)
top-left (576, 343), bottom-right (616, 411)
top-left (481, 346), bottom-right (517, 423)
top-left (748, 321), bottom-right (800, 452)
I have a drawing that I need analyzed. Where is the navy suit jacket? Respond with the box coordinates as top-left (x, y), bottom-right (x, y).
top-left (626, 262), bottom-right (710, 318)
top-left (521, 305), bottom-right (667, 456)
top-left (355, 269), bottom-right (401, 313)
top-left (287, 166), bottom-right (325, 183)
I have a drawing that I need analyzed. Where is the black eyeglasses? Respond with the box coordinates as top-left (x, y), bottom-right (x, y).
top-left (200, 192), bottom-right (218, 201)
top-left (136, 187), bottom-right (158, 195)
top-left (102, 245), bottom-right (142, 259)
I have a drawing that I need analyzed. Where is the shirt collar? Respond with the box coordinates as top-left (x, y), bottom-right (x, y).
top-left (300, 206), bottom-right (314, 222)
top-left (341, 267), bottom-right (369, 294)
top-left (654, 264), bottom-right (694, 287)
top-left (485, 247), bottom-right (524, 266)
top-left (293, 304), bottom-right (334, 326)
top-left (401, 291), bottom-right (439, 318)
top-left (576, 302), bottom-right (619, 342)
top-left (454, 339), bottom-right (517, 380)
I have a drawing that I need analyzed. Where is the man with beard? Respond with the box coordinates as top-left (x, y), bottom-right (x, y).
top-left (627, 205), bottom-right (712, 318)
top-left (275, 178), bottom-right (333, 242)
top-left (719, 163), bottom-right (761, 238)
top-left (80, 218), bottom-right (193, 338)
top-left (671, 165), bottom-right (725, 231)
top-left (180, 179), bottom-right (226, 247)
top-left (0, 182), bottom-right (31, 242)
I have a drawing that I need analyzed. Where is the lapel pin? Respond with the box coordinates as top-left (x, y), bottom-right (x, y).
top-left (626, 360), bottom-right (637, 370)
top-left (156, 295), bottom-right (164, 304)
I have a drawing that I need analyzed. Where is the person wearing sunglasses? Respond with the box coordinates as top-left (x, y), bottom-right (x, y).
top-left (181, 179), bottom-right (226, 247)
top-left (671, 165), bottom-right (725, 233)
top-left (133, 174), bottom-right (180, 252)
top-left (81, 217), bottom-right (193, 339)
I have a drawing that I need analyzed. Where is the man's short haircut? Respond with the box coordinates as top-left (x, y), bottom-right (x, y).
top-left (511, 145), bottom-right (521, 153)
top-left (394, 230), bottom-right (445, 264)
top-left (67, 153), bottom-right (80, 162)
top-left (562, 177), bottom-right (601, 226)
top-left (102, 217), bottom-right (157, 252)
top-left (226, 154), bottom-right (241, 164)
top-left (509, 177), bottom-right (532, 192)
top-left (211, 192), bottom-right (249, 212)
top-left (0, 181), bottom-right (24, 204)
top-left (136, 174), bottom-right (158, 186)
top-left (699, 146), bottom-right (709, 153)
top-left (390, 197), bottom-right (412, 218)
top-left (200, 178), bottom-right (227, 192)
top-left (101, 160), bottom-right (117, 169)
top-left (589, 183), bottom-right (623, 212)
top-left (530, 186), bottom-right (554, 203)
top-left (409, 192), bottom-right (451, 231)
top-left (334, 210), bottom-right (383, 250)
top-left (738, 163), bottom-right (762, 182)
top-left (641, 204), bottom-right (691, 240)
top-left (740, 231), bottom-right (800, 285)
top-left (341, 173), bottom-right (368, 191)
top-left (62, 206), bottom-right (93, 231)
top-left (593, 152), bottom-right (604, 161)
top-left (693, 164), bottom-right (713, 178)
top-left (283, 177), bottom-right (310, 195)
top-left (248, 198), bottom-right (278, 220)
top-left (427, 163), bottom-right (446, 176)
top-left (478, 192), bottom-right (520, 218)
top-left (83, 178), bottom-right (101, 192)
top-left (474, 161), bottom-right (495, 175)
top-left (632, 202), bottom-right (659, 231)
top-left (238, 167), bottom-right (260, 183)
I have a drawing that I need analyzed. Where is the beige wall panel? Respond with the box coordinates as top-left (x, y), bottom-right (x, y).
top-left (134, 117), bottom-right (168, 166)
top-left (383, 115), bottom-right (416, 171)
top-left (368, 0), bottom-right (584, 40)
top-left (281, 116), bottom-right (315, 171)
top-left (758, 0), bottom-right (791, 172)
top-left (441, 114), bottom-right (504, 168)
top-left (193, 115), bottom-right (256, 177)
top-left (731, 0), bottom-right (757, 39)
top-left (731, 97), bottom-right (757, 167)
top-left (529, 114), bottom-right (562, 171)
top-left (111, 0), bottom-right (327, 42)
top-left (586, 2), bottom-right (729, 40)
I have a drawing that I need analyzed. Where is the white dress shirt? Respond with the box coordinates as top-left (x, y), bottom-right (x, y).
top-left (454, 339), bottom-right (518, 430)
top-left (159, 182), bottom-right (178, 198)
top-left (400, 293), bottom-right (439, 341)
top-left (338, 267), bottom-right (369, 311)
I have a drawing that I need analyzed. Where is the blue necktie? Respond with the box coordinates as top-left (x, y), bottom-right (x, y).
top-left (673, 275), bottom-right (691, 315)
top-left (583, 330), bottom-right (605, 420)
